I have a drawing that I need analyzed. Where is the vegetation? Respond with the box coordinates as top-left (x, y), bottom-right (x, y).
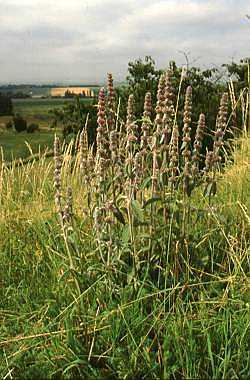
top-left (11, 115), bottom-right (40, 134)
top-left (50, 96), bottom-right (98, 145)
top-left (0, 93), bottom-right (13, 116)
top-left (13, 114), bottom-right (28, 132)
top-left (27, 123), bottom-right (40, 133)
top-left (0, 66), bottom-right (249, 379)
top-left (0, 129), bottom-right (55, 161)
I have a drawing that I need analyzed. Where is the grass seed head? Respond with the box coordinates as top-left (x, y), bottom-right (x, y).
top-left (54, 136), bottom-right (63, 213)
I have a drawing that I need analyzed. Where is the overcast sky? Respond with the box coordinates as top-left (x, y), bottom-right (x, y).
top-left (0, 0), bottom-right (249, 84)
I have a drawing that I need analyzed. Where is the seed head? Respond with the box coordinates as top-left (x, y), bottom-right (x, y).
top-left (213, 92), bottom-right (228, 164)
top-left (107, 73), bottom-right (116, 131)
top-left (169, 123), bottom-right (179, 187)
top-left (181, 86), bottom-right (192, 193)
top-left (191, 113), bottom-right (205, 176)
top-left (63, 186), bottom-right (73, 224)
top-left (54, 136), bottom-right (63, 215)
top-left (162, 70), bottom-right (175, 147)
top-left (141, 92), bottom-right (152, 151)
top-left (155, 74), bottom-right (166, 134)
top-left (126, 94), bottom-right (137, 150)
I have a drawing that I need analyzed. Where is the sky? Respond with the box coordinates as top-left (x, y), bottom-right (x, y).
top-left (0, 0), bottom-right (249, 84)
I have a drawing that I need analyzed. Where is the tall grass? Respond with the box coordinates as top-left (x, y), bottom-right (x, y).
top-left (0, 71), bottom-right (249, 379)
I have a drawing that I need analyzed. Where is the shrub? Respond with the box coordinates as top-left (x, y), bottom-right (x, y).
top-left (5, 120), bottom-right (13, 130)
top-left (27, 123), bottom-right (39, 133)
top-left (13, 114), bottom-right (27, 132)
top-left (0, 93), bottom-right (13, 116)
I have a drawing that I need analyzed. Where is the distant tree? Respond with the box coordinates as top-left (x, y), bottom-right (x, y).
top-left (12, 92), bottom-right (31, 99)
top-left (0, 93), bottom-right (13, 116)
top-left (13, 114), bottom-right (27, 132)
top-left (223, 58), bottom-right (249, 88)
top-left (64, 90), bottom-right (75, 98)
top-left (5, 120), bottom-right (13, 130)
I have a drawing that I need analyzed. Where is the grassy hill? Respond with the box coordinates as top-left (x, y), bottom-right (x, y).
top-left (0, 131), bottom-right (249, 378)
top-left (0, 73), bottom-right (249, 378)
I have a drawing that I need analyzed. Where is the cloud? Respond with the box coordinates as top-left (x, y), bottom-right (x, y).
top-left (0, 0), bottom-right (249, 83)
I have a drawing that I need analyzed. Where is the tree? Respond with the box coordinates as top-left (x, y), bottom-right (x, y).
top-left (13, 114), bottom-right (27, 132)
top-left (64, 90), bottom-right (75, 98)
top-left (170, 63), bottom-right (226, 145)
top-left (223, 58), bottom-right (250, 131)
top-left (116, 56), bottom-right (163, 120)
top-left (0, 93), bottom-right (13, 116)
top-left (116, 57), bottom-right (227, 143)
top-left (223, 58), bottom-right (249, 90)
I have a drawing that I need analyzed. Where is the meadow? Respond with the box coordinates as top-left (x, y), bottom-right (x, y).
top-left (0, 71), bottom-right (249, 379)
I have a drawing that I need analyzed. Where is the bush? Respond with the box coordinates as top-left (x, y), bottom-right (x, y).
top-left (5, 120), bottom-right (13, 130)
top-left (27, 123), bottom-right (39, 133)
top-left (13, 114), bottom-right (27, 132)
top-left (0, 93), bottom-right (13, 116)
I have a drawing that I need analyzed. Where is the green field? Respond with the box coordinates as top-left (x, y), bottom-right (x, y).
top-left (13, 97), bottom-right (92, 116)
top-left (0, 129), bottom-right (55, 161)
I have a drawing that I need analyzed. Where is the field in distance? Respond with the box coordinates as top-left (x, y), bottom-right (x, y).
top-left (0, 84), bottom-right (100, 98)
top-left (0, 97), bottom-right (95, 128)
top-left (0, 97), bottom-right (96, 161)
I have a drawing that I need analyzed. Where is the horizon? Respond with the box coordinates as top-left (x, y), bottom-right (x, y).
top-left (0, 57), bottom-right (247, 87)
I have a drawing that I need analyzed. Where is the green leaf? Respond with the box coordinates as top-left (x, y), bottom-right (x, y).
top-left (140, 176), bottom-right (152, 190)
top-left (112, 205), bottom-right (126, 225)
top-left (121, 225), bottom-right (130, 244)
top-left (204, 181), bottom-right (217, 197)
top-left (131, 199), bottom-right (144, 222)
top-left (143, 196), bottom-right (162, 208)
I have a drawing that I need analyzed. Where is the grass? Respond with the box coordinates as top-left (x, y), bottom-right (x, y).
top-left (0, 73), bottom-right (249, 379)
top-left (0, 129), bottom-right (55, 162)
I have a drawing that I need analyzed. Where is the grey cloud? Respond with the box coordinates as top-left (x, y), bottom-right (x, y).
top-left (0, 0), bottom-right (249, 83)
